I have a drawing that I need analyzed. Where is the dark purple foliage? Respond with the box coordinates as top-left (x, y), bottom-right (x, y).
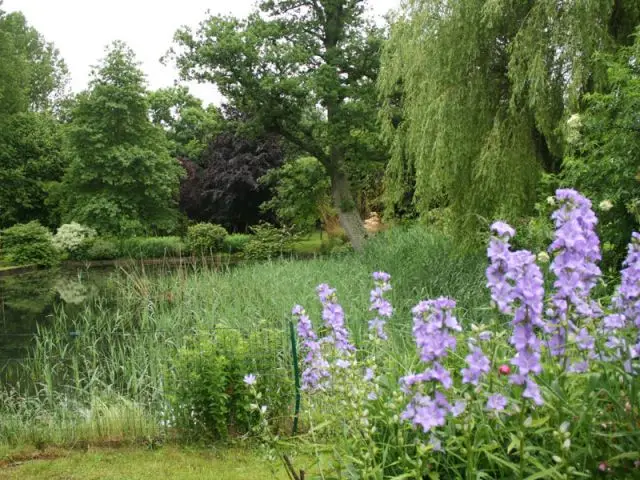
top-left (179, 131), bottom-right (283, 231)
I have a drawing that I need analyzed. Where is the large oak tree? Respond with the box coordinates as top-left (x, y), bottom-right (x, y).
top-left (170, 0), bottom-right (384, 250)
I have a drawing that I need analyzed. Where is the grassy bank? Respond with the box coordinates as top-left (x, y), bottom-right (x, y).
top-left (0, 226), bottom-right (487, 450)
top-left (0, 445), bottom-right (299, 479)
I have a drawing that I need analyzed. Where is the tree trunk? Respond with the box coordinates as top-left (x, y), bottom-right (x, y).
top-left (330, 169), bottom-right (367, 251)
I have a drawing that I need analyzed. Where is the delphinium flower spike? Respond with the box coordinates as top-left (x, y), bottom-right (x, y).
top-left (317, 283), bottom-right (355, 357)
top-left (486, 221), bottom-right (545, 405)
top-left (603, 232), bottom-right (640, 364)
top-left (369, 271), bottom-right (393, 340)
top-left (292, 305), bottom-right (330, 391)
top-left (547, 189), bottom-right (602, 361)
top-left (401, 297), bottom-right (461, 433)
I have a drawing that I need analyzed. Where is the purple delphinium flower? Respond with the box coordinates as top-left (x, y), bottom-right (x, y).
top-left (486, 221), bottom-right (517, 314)
top-left (486, 221), bottom-right (545, 404)
top-left (317, 285), bottom-right (355, 354)
top-left (461, 347), bottom-right (490, 385)
top-left (547, 189), bottom-right (602, 358)
top-left (486, 394), bottom-right (508, 412)
top-left (411, 297), bottom-right (460, 363)
top-left (368, 272), bottom-right (393, 340)
top-left (292, 305), bottom-right (330, 391)
top-left (451, 400), bottom-right (467, 417)
top-left (523, 379), bottom-right (544, 406)
top-left (401, 393), bottom-right (449, 433)
top-left (401, 297), bottom-right (460, 432)
top-left (603, 233), bottom-right (640, 358)
top-left (243, 373), bottom-right (257, 386)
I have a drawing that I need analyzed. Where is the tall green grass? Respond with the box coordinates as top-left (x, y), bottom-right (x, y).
top-left (0, 226), bottom-right (488, 449)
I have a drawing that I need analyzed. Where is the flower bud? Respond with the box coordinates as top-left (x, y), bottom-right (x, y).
top-left (599, 199), bottom-right (613, 212)
top-left (499, 364), bottom-right (511, 375)
top-left (537, 251), bottom-right (550, 264)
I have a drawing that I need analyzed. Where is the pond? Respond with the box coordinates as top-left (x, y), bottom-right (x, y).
top-left (0, 267), bottom-right (114, 381)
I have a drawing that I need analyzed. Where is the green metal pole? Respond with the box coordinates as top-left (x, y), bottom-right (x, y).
top-left (289, 320), bottom-right (301, 435)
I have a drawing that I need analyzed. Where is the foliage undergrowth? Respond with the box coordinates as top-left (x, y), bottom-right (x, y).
top-left (0, 226), bottom-right (485, 452)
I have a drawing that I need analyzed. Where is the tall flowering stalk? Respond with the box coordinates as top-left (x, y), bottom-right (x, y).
top-left (603, 233), bottom-right (640, 362)
top-left (401, 297), bottom-right (461, 432)
top-left (486, 221), bottom-right (545, 405)
top-left (292, 305), bottom-right (330, 391)
top-left (369, 271), bottom-right (393, 341)
top-left (317, 283), bottom-right (355, 359)
top-left (547, 189), bottom-right (601, 359)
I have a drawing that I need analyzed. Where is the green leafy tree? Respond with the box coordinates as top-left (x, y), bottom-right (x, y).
top-left (562, 31), bottom-right (640, 266)
top-left (170, 0), bottom-right (386, 250)
top-left (0, 5), bottom-right (69, 228)
top-left (0, 112), bottom-right (66, 228)
top-left (148, 86), bottom-right (222, 160)
top-left (61, 41), bottom-right (184, 236)
top-left (260, 156), bottom-right (331, 232)
top-left (378, 0), bottom-right (640, 236)
top-left (0, 6), bottom-right (68, 114)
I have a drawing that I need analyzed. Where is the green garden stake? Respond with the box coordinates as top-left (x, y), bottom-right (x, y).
top-left (289, 319), bottom-right (301, 435)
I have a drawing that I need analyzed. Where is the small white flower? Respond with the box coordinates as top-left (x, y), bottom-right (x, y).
top-left (599, 199), bottom-right (613, 211)
top-left (243, 373), bottom-right (257, 386)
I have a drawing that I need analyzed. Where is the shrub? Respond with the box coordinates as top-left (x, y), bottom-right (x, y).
top-left (85, 238), bottom-right (119, 260)
top-left (224, 234), bottom-right (252, 253)
top-left (167, 330), bottom-right (274, 441)
top-left (0, 221), bottom-right (59, 266)
top-left (244, 223), bottom-right (298, 260)
top-left (186, 223), bottom-right (228, 255)
top-left (119, 236), bottom-right (185, 259)
top-left (52, 222), bottom-right (97, 256)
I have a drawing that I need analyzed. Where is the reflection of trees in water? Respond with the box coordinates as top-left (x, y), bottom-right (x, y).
top-left (55, 275), bottom-right (95, 305)
top-left (0, 269), bottom-right (106, 380)
top-left (0, 270), bottom-right (58, 383)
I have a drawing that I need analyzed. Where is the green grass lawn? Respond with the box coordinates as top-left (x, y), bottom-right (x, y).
top-left (0, 446), bottom-right (294, 480)
top-left (291, 230), bottom-right (327, 255)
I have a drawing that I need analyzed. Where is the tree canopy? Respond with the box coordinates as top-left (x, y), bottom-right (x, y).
top-left (60, 41), bottom-right (184, 235)
top-left (562, 31), bottom-right (640, 265)
top-left (148, 86), bottom-right (222, 160)
top-left (170, 0), bottom-right (386, 249)
top-left (0, 7), bottom-right (68, 115)
top-left (379, 0), bottom-right (640, 234)
top-left (0, 5), bottom-right (69, 228)
top-left (180, 129), bottom-right (283, 232)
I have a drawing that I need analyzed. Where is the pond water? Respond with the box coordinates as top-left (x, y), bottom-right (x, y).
top-left (0, 267), bottom-right (123, 380)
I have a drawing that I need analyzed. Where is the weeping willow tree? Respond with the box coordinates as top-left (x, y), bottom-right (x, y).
top-left (379, 0), bottom-right (640, 234)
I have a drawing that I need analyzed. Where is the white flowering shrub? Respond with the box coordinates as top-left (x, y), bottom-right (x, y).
top-left (52, 222), bottom-right (97, 254)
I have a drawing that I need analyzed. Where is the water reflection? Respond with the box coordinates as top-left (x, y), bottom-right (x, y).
top-left (0, 268), bottom-right (106, 383)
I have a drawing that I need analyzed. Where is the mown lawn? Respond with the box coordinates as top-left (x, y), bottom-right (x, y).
top-left (0, 446), bottom-right (294, 480)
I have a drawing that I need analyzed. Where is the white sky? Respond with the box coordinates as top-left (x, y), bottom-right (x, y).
top-left (5, 0), bottom-right (400, 105)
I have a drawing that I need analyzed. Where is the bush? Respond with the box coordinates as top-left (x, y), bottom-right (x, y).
top-left (0, 221), bottom-right (59, 267)
top-left (224, 234), bottom-right (252, 253)
top-left (167, 331), bottom-right (255, 441)
top-left (186, 223), bottom-right (228, 255)
top-left (244, 223), bottom-right (298, 260)
top-left (52, 222), bottom-right (97, 256)
top-left (119, 236), bottom-right (185, 259)
top-left (84, 238), bottom-right (119, 260)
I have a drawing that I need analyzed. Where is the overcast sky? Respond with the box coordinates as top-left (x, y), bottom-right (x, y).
top-left (5, 0), bottom-right (400, 105)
